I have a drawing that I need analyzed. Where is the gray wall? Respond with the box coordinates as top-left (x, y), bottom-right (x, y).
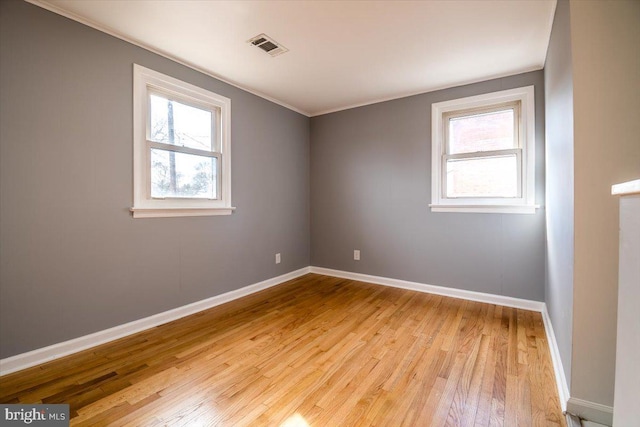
top-left (311, 72), bottom-right (546, 301)
top-left (544, 0), bottom-right (574, 392)
top-left (0, 0), bottom-right (310, 358)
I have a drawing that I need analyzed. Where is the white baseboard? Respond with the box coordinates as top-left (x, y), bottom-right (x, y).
top-left (0, 267), bottom-right (311, 376)
top-left (310, 266), bottom-right (545, 311)
top-left (567, 398), bottom-right (613, 426)
top-left (309, 266), bottom-right (573, 410)
top-left (541, 306), bottom-right (570, 411)
top-left (566, 412), bottom-right (582, 427)
top-left (0, 263), bottom-right (573, 419)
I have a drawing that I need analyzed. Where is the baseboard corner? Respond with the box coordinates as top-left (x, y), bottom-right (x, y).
top-left (567, 397), bottom-right (613, 426)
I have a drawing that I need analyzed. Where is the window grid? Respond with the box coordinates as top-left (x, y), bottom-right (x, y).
top-left (132, 64), bottom-right (233, 218)
top-left (442, 102), bottom-right (522, 199)
top-left (430, 86), bottom-right (536, 214)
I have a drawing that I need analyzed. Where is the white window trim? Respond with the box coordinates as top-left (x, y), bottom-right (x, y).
top-left (131, 64), bottom-right (234, 218)
top-left (430, 86), bottom-right (538, 214)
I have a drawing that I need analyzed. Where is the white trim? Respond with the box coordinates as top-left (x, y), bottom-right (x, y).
top-left (132, 64), bottom-right (234, 217)
top-left (429, 204), bottom-right (540, 214)
top-left (309, 266), bottom-right (544, 311)
top-left (611, 179), bottom-right (640, 196)
top-left (25, 0), bottom-right (309, 117)
top-left (0, 267), bottom-right (310, 376)
top-left (541, 0), bottom-right (558, 71)
top-left (24, 1), bottom-right (549, 118)
top-left (430, 86), bottom-right (537, 214)
top-left (130, 207), bottom-right (236, 218)
top-left (565, 413), bottom-right (582, 427)
top-left (310, 65), bottom-right (544, 117)
top-left (24, 1), bottom-right (550, 119)
top-left (567, 398), bottom-right (614, 426)
top-left (0, 263), bottom-right (571, 416)
top-left (541, 305), bottom-right (570, 411)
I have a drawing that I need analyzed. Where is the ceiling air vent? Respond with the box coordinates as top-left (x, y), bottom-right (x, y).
top-left (248, 33), bottom-right (288, 57)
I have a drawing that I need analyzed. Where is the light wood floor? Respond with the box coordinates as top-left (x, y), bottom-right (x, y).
top-left (0, 274), bottom-right (565, 426)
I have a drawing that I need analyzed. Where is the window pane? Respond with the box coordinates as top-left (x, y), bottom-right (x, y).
top-left (446, 155), bottom-right (518, 198)
top-left (149, 94), bottom-right (213, 151)
top-left (150, 148), bottom-right (217, 199)
top-left (449, 109), bottom-right (515, 154)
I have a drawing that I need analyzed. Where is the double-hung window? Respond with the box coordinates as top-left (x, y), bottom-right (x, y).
top-left (430, 86), bottom-right (537, 214)
top-left (132, 65), bottom-right (233, 218)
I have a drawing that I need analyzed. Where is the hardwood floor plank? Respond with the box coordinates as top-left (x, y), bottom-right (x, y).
top-left (432, 352), bottom-right (467, 427)
top-left (459, 333), bottom-right (490, 426)
top-left (446, 336), bottom-right (482, 426)
top-left (526, 314), bottom-right (548, 427)
top-left (0, 273), bottom-right (565, 426)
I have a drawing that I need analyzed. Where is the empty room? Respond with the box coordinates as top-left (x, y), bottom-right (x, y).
top-left (1, 0), bottom-right (638, 426)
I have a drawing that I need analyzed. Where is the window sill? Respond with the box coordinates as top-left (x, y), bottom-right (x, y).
top-left (130, 207), bottom-right (236, 218)
top-left (429, 204), bottom-right (540, 214)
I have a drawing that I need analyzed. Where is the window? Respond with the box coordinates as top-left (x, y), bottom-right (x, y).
top-left (132, 65), bottom-right (234, 218)
top-left (430, 86), bottom-right (537, 214)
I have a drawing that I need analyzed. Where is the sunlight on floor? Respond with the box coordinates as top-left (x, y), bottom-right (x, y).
top-left (281, 413), bottom-right (311, 427)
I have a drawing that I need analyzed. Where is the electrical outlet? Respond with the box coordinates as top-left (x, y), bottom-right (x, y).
top-left (275, 253), bottom-right (281, 264)
top-left (354, 250), bottom-right (360, 261)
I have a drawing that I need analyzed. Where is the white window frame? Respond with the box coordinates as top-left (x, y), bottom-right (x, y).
top-left (430, 86), bottom-right (537, 214)
top-left (131, 64), bottom-right (234, 218)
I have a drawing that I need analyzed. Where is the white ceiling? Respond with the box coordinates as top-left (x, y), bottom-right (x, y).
top-left (31, 0), bottom-right (557, 116)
